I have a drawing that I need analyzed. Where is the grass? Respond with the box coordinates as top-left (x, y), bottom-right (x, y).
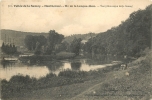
top-left (2, 68), bottom-right (97, 99)
top-left (84, 50), bottom-right (152, 100)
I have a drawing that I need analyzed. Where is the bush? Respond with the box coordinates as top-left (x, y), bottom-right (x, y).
top-left (58, 70), bottom-right (88, 78)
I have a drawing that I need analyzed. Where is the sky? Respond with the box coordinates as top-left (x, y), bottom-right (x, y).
top-left (0, 0), bottom-right (151, 36)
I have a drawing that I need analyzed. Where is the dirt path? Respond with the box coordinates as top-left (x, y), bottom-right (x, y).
top-left (69, 79), bottom-right (110, 100)
top-left (69, 70), bottom-right (128, 100)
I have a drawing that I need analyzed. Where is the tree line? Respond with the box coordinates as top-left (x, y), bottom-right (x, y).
top-left (1, 43), bottom-right (17, 55)
top-left (24, 30), bottom-right (82, 56)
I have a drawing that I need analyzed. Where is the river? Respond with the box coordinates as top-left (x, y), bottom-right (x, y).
top-left (0, 56), bottom-right (128, 81)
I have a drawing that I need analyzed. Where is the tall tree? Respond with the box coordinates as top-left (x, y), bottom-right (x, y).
top-left (46, 30), bottom-right (64, 54)
top-left (1, 43), bottom-right (17, 55)
top-left (24, 35), bottom-right (36, 51)
top-left (24, 35), bottom-right (47, 51)
top-left (1, 42), bottom-right (5, 53)
top-left (70, 38), bottom-right (82, 56)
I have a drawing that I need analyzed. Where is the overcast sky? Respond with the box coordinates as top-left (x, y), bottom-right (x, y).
top-left (1, 0), bottom-right (151, 36)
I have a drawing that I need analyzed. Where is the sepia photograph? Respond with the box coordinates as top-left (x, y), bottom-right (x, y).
top-left (0, 0), bottom-right (152, 100)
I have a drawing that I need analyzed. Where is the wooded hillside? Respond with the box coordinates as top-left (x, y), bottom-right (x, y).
top-left (84, 4), bottom-right (152, 57)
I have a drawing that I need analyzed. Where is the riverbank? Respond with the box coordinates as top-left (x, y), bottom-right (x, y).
top-left (1, 50), bottom-right (151, 100)
top-left (18, 52), bottom-right (76, 64)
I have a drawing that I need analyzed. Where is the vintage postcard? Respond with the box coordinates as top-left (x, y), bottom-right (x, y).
top-left (0, 0), bottom-right (152, 100)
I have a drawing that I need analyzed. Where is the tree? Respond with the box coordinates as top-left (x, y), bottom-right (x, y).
top-left (24, 35), bottom-right (47, 52)
top-left (24, 35), bottom-right (36, 51)
top-left (70, 38), bottom-right (82, 56)
top-left (12, 44), bottom-right (17, 54)
top-left (46, 30), bottom-right (64, 54)
top-left (34, 35), bottom-right (47, 55)
top-left (35, 35), bottom-right (47, 50)
top-left (1, 42), bottom-right (5, 53)
top-left (1, 42), bottom-right (17, 55)
top-left (55, 41), bottom-right (69, 53)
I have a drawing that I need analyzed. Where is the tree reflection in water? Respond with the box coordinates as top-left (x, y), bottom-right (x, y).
top-left (1, 61), bottom-right (15, 68)
top-left (70, 61), bottom-right (81, 71)
top-left (45, 61), bottom-right (64, 72)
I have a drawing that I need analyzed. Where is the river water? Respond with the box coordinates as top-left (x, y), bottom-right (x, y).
top-left (0, 56), bottom-right (127, 80)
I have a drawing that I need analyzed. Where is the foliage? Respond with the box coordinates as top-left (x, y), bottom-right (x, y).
top-left (24, 35), bottom-right (36, 50)
top-left (46, 30), bottom-right (64, 54)
top-left (1, 42), bottom-right (17, 55)
top-left (24, 35), bottom-right (47, 52)
top-left (1, 70), bottom-right (86, 99)
top-left (58, 70), bottom-right (87, 78)
top-left (55, 41), bottom-right (70, 52)
top-left (84, 4), bottom-right (152, 57)
top-left (70, 38), bottom-right (82, 55)
top-left (63, 33), bottom-right (96, 44)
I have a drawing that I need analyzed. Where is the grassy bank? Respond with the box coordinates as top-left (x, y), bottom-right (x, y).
top-left (83, 50), bottom-right (152, 100)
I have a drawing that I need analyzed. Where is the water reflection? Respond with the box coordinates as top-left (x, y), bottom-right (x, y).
top-left (0, 56), bottom-right (125, 81)
top-left (1, 61), bottom-right (16, 68)
top-left (0, 61), bottom-right (50, 80)
top-left (45, 61), bottom-right (64, 72)
top-left (71, 62), bottom-right (81, 71)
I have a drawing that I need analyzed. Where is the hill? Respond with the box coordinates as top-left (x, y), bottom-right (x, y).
top-left (0, 29), bottom-right (48, 47)
top-left (63, 33), bottom-right (97, 44)
top-left (1, 30), bottom-right (97, 48)
top-left (84, 4), bottom-right (152, 57)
